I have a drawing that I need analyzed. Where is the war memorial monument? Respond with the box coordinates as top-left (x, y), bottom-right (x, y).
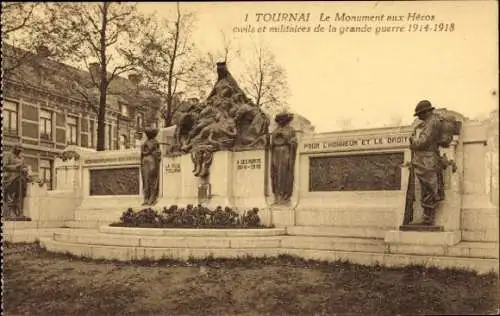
top-left (3, 62), bottom-right (499, 275)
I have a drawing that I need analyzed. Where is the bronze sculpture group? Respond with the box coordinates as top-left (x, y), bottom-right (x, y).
top-left (169, 62), bottom-right (270, 178)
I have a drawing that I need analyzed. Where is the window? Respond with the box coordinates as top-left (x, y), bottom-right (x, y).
top-left (120, 103), bottom-right (129, 117)
top-left (39, 159), bottom-right (53, 190)
top-left (107, 124), bottom-right (113, 150)
top-left (67, 116), bottom-right (78, 145)
top-left (40, 109), bottom-right (53, 140)
top-left (2, 100), bottom-right (19, 135)
top-left (136, 113), bottom-right (144, 130)
top-left (119, 134), bottom-right (128, 149)
top-left (89, 120), bottom-right (95, 148)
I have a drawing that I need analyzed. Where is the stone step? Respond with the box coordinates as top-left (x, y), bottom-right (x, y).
top-left (281, 236), bottom-right (386, 253)
top-left (3, 220), bottom-right (67, 229)
top-left (287, 225), bottom-right (389, 239)
top-left (38, 237), bottom-right (498, 275)
top-left (52, 231), bottom-right (283, 249)
top-left (99, 226), bottom-right (287, 237)
top-left (74, 209), bottom-right (125, 222)
top-left (448, 242), bottom-right (499, 259)
top-left (3, 228), bottom-right (92, 243)
top-left (64, 220), bottom-right (114, 229)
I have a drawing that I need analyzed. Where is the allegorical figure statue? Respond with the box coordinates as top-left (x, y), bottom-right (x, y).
top-left (2, 145), bottom-right (31, 219)
top-left (141, 127), bottom-right (162, 205)
top-left (270, 112), bottom-right (297, 204)
top-left (408, 100), bottom-right (449, 225)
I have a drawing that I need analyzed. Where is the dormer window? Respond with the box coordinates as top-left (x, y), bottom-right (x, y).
top-left (120, 103), bottom-right (129, 117)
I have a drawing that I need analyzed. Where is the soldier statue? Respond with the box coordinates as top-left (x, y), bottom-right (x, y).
top-left (408, 100), bottom-right (446, 225)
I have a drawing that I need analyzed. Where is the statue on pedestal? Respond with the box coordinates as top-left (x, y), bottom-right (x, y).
top-left (270, 112), bottom-right (297, 204)
top-left (2, 145), bottom-right (31, 220)
top-left (141, 127), bottom-right (161, 205)
top-left (405, 100), bottom-right (459, 226)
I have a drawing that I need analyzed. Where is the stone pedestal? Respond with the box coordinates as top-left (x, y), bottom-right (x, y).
top-left (205, 151), bottom-right (233, 208)
top-left (159, 150), bottom-right (269, 213)
top-left (54, 157), bottom-right (81, 192)
top-left (270, 205), bottom-right (295, 227)
top-left (385, 230), bottom-right (461, 246)
top-left (159, 155), bottom-right (182, 206)
top-left (231, 150), bottom-right (268, 209)
top-left (162, 153), bottom-right (198, 206)
top-left (25, 182), bottom-right (48, 221)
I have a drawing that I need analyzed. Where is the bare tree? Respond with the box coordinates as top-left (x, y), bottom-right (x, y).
top-left (1, 3), bottom-right (79, 76)
top-left (124, 3), bottom-right (206, 127)
top-left (44, 2), bottom-right (149, 151)
top-left (205, 29), bottom-right (241, 66)
top-left (238, 41), bottom-right (291, 118)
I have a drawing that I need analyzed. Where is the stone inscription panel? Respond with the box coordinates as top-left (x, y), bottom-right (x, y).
top-left (309, 152), bottom-right (404, 191)
top-left (236, 158), bottom-right (262, 170)
top-left (165, 163), bottom-right (181, 173)
top-left (90, 167), bottom-right (140, 195)
top-left (302, 135), bottom-right (409, 153)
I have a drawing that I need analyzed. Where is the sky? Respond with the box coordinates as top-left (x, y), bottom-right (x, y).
top-left (137, 1), bottom-right (498, 132)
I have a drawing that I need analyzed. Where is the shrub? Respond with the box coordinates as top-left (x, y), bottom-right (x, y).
top-left (112, 205), bottom-right (270, 229)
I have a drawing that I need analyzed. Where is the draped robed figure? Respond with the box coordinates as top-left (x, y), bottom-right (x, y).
top-left (141, 127), bottom-right (162, 205)
top-left (270, 113), bottom-right (297, 204)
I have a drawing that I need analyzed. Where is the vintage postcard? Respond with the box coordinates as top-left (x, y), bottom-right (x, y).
top-left (2, 1), bottom-right (498, 315)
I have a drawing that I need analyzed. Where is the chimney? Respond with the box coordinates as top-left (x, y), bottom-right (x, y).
top-left (36, 45), bottom-right (50, 58)
top-left (89, 62), bottom-right (100, 80)
top-left (128, 73), bottom-right (142, 86)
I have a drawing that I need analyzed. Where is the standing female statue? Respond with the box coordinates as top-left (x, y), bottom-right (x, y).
top-left (270, 112), bottom-right (297, 204)
top-left (141, 127), bottom-right (162, 205)
top-left (2, 145), bottom-right (30, 219)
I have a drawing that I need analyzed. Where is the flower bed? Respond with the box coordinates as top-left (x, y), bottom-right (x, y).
top-left (110, 205), bottom-right (273, 229)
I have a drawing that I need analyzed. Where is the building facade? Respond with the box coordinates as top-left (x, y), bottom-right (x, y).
top-left (1, 45), bottom-right (161, 190)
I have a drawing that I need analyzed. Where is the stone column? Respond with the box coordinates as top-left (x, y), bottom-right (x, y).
top-left (486, 110), bottom-right (499, 207)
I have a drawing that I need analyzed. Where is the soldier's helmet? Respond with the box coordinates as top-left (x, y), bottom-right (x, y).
top-left (414, 100), bottom-right (435, 116)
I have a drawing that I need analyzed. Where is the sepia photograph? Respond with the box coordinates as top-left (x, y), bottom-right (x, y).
top-left (2, 1), bottom-right (499, 315)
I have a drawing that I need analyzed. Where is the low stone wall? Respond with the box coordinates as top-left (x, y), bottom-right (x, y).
top-left (36, 227), bottom-right (498, 274)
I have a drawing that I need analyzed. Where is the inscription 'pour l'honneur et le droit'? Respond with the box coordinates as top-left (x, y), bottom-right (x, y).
top-left (303, 135), bottom-right (410, 151)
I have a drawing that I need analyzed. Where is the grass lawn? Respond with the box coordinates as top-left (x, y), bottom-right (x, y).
top-left (3, 242), bottom-right (499, 316)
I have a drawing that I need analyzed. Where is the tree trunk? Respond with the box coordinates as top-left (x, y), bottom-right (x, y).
top-left (96, 85), bottom-right (107, 151)
top-left (96, 2), bottom-right (108, 151)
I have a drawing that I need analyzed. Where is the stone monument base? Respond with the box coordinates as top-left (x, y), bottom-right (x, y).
top-left (385, 230), bottom-right (461, 246)
top-left (270, 205), bottom-right (295, 227)
top-left (3, 216), bottom-right (32, 222)
top-left (399, 224), bottom-right (444, 232)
